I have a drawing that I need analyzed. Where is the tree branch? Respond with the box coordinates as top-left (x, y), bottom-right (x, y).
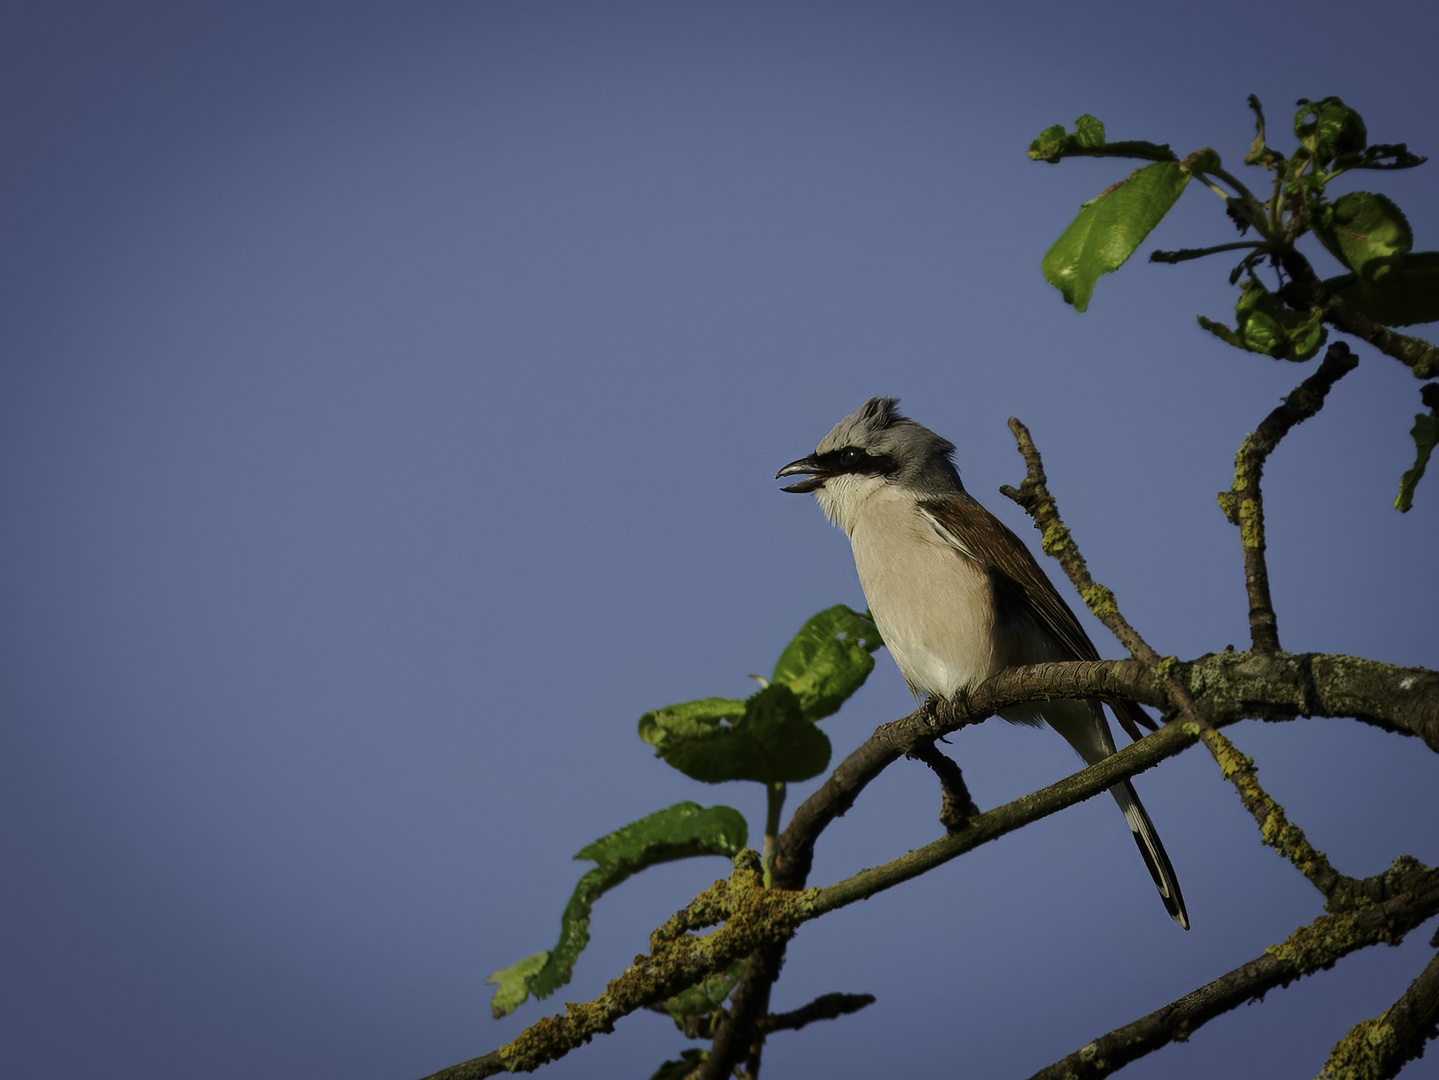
top-left (699, 942), bottom-right (783, 1079)
top-left (1201, 726), bottom-right (1345, 898)
top-left (1318, 947), bottom-right (1439, 1079)
top-left (993, 416), bottom-right (1434, 918)
top-left (998, 419), bottom-right (1224, 758)
top-left (770, 659), bottom-right (1162, 893)
top-left (761, 992), bottom-right (877, 1034)
top-left (1218, 342), bottom-right (1359, 653)
top-left (999, 419), bottom-right (1165, 666)
top-left (417, 651), bottom-right (1438, 1079)
top-left (807, 718), bottom-right (1201, 916)
top-left (416, 853), bottom-right (814, 1080)
top-left (773, 649), bottom-right (1439, 895)
top-left (1029, 864), bottom-right (1439, 1080)
top-left (907, 740), bottom-right (980, 830)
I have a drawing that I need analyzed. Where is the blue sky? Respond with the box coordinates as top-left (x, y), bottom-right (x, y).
top-left (3, 2), bottom-right (1437, 1078)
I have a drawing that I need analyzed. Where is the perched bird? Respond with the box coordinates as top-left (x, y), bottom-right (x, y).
top-left (776, 397), bottom-right (1188, 929)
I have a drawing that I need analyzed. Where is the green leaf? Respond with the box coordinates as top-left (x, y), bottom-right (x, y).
top-left (769, 605), bottom-right (882, 721)
top-left (574, 801), bottom-right (749, 868)
top-left (642, 684), bottom-right (831, 785)
top-left (636, 606), bottom-right (878, 784)
top-left (1244, 94), bottom-right (1284, 169)
top-left (486, 952), bottom-right (549, 1019)
top-left (1075, 113), bottom-right (1105, 148)
top-left (1295, 97), bottom-right (1368, 165)
top-left (1396, 412), bottom-right (1438, 512)
top-left (1285, 313), bottom-right (1327, 360)
top-left (1242, 308), bottom-right (1285, 355)
top-left (662, 958), bottom-right (748, 1022)
top-left (1324, 252), bottom-right (1439, 326)
top-left (1042, 161), bottom-right (1191, 311)
top-left (1314, 192), bottom-right (1413, 277)
top-left (639, 697), bottom-right (747, 748)
top-left (487, 802), bottom-right (748, 1017)
top-left (1199, 279), bottom-right (1327, 361)
top-left (1028, 123), bottom-right (1068, 163)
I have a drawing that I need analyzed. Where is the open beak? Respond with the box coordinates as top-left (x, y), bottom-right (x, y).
top-left (775, 455), bottom-right (827, 494)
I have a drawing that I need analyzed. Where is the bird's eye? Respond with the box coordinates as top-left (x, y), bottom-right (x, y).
top-left (839, 447), bottom-right (865, 468)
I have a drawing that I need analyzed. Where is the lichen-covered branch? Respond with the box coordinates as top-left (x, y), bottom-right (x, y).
top-left (1202, 726), bottom-right (1344, 898)
top-left (1028, 863), bottom-right (1439, 1080)
top-left (1318, 946), bottom-right (1439, 1080)
top-left (414, 854), bottom-right (815, 1080)
top-left (707, 671), bottom-right (1181, 1078)
top-left (1180, 651), bottom-right (1439, 753)
top-left (995, 415), bottom-right (1436, 922)
top-left (418, 651), bottom-right (1437, 1079)
top-left (1217, 342), bottom-right (1359, 653)
top-left (999, 419), bottom-right (1164, 667)
top-left (998, 418), bottom-right (1222, 763)
top-left (418, 1051), bottom-right (506, 1080)
top-left (773, 650), bottom-right (1439, 895)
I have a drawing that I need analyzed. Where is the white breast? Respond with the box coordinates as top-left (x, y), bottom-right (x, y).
top-left (821, 479), bottom-right (997, 699)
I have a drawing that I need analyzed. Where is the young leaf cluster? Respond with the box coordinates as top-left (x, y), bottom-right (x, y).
top-left (1031, 96), bottom-right (1438, 509)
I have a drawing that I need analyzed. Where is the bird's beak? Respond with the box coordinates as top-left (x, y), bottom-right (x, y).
top-left (776, 455), bottom-right (827, 493)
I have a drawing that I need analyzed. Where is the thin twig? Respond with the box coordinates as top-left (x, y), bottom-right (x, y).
top-left (1218, 342), bottom-right (1359, 653)
top-left (999, 419), bottom-right (1247, 806)
top-left (1201, 726), bottom-right (1346, 899)
top-left (998, 420), bottom-right (1165, 666)
top-left (760, 992), bottom-right (877, 1034)
top-left (1149, 241), bottom-right (1264, 264)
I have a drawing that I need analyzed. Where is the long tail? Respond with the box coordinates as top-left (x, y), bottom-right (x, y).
top-left (1110, 779), bottom-right (1189, 930)
top-left (1037, 698), bottom-right (1189, 929)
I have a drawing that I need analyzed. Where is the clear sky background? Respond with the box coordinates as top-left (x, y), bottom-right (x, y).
top-left (3, 2), bottom-right (1437, 1078)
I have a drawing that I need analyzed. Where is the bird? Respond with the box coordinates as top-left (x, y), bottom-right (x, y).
top-left (776, 396), bottom-right (1188, 929)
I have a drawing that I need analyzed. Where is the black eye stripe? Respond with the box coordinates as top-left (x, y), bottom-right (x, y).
top-left (815, 447), bottom-right (894, 476)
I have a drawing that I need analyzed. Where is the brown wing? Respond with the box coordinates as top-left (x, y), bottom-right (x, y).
top-left (918, 495), bottom-right (1158, 737)
top-left (918, 495), bottom-right (1100, 661)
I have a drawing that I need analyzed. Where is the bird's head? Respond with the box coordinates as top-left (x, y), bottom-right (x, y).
top-left (775, 397), bottom-right (963, 527)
